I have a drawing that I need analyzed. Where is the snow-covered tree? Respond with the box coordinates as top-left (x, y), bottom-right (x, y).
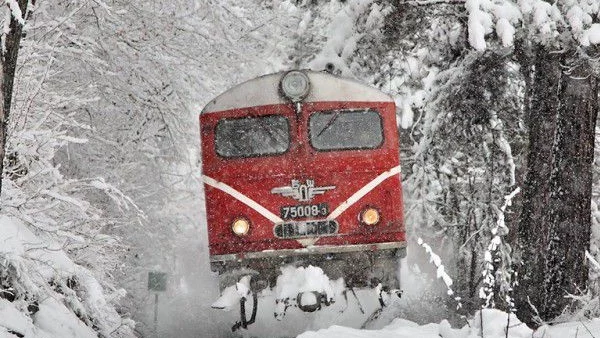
top-left (0, 0), bottom-right (29, 196)
top-left (405, 49), bottom-right (524, 313)
top-left (463, 0), bottom-right (600, 324)
top-left (0, 1), bottom-right (151, 336)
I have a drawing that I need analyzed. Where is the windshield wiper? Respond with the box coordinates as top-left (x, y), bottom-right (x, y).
top-left (249, 114), bottom-right (285, 152)
top-left (316, 111), bottom-right (341, 137)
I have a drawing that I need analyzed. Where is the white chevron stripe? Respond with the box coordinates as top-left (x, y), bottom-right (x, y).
top-left (202, 175), bottom-right (284, 224)
top-left (327, 165), bottom-right (402, 220)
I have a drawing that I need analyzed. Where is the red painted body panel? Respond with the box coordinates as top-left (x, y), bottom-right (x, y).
top-left (200, 100), bottom-right (405, 257)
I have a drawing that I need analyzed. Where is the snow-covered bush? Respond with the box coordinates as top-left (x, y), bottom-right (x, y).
top-left (0, 216), bottom-right (134, 338)
top-left (403, 51), bottom-right (524, 312)
top-left (0, 117), bottom-right (136, 337)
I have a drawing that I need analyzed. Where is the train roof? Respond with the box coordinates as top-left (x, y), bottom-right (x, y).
top-left (201, 70), bottom-right (393, 114)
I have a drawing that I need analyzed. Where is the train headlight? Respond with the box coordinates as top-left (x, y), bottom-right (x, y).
top-left (361, 207), bottom-right (380, 226)
top-left (280, 71), bottom-right (310, 102)
top-left (232, 218), bottom-right (250, 236)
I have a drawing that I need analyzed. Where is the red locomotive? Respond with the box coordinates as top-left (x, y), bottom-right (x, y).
top-left (200, 70), bottom-right (406, 328)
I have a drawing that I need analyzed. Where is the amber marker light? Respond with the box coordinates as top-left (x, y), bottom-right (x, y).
top-left (361, 207), bottom-right (380, 225)
top-left (232, 218), bottom-right (250, 236)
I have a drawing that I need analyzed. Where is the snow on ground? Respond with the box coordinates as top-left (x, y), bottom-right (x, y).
top-left (298, 320), bottom-right (442, 338)
top-left (296, 309), bottom-right (600, 338)
top-left (0, 296), bottom-right (98, 338)
top-left (33, 298), bottom-right (97, 338)
top-left (297, 309), bottom-right (531, 338)
top-left (542, 319), bottom-right (600, 338)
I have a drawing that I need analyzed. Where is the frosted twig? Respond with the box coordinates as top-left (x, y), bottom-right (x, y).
top-left (480, 187), bottom-right (520, 308)
top-left (585, 250), bottom-right (600, 271)
top-left (417, 237), bottom-right (463, 309)
top-left (526, 296), bottom-right (543, 326)
top-left (505, 312), bottom-right (510, 338)
top-left (578, 320), bottom-right (596, 338)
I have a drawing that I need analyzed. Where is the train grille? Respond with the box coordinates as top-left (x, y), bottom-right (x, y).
top-left (273, 220), bottom-right (338, 239)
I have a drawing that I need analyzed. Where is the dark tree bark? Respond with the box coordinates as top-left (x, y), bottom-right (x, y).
top-left (515, 44), bottom-right (599, 325)
top-left (0, 0), bottom-right (29, 198)
top-left (543, 62), bottom-right (598, 319)
top-left (515, 45), bottom-right (561, 325)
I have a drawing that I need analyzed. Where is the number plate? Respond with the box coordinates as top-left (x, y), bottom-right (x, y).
top-left (273, 220), bottom-right (338, 239)
top-left (280, 203), bottom-right (329, 219)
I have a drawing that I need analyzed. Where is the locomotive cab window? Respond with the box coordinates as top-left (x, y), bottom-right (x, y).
top-left (215, 115), bottom-right (290, 158)
top-left (309, 109), bottom-right (384, 151)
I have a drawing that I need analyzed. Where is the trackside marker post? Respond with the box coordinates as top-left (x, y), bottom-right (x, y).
top-left (148, 271), bottom-right (167, 338)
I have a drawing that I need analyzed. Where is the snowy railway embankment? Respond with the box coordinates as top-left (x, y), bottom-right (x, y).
top-left (298, 308), bottom-right (600, 338)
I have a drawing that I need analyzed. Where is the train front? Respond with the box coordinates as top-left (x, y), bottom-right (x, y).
top-left (200, 71), bottom-right (406, 319)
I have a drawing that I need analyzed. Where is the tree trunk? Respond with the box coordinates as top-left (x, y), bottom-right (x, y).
top-left (0, 0), bottom-right (29, 198)
top-left (515, 45), bottom-right (561, 325)
top-left (543, 61), bottom-right (598, 319)
top-left (516, 44), bottom-right (598, 324)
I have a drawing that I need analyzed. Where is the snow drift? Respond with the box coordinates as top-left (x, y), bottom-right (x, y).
top-left (0, 216), bottom-right (134, 338)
